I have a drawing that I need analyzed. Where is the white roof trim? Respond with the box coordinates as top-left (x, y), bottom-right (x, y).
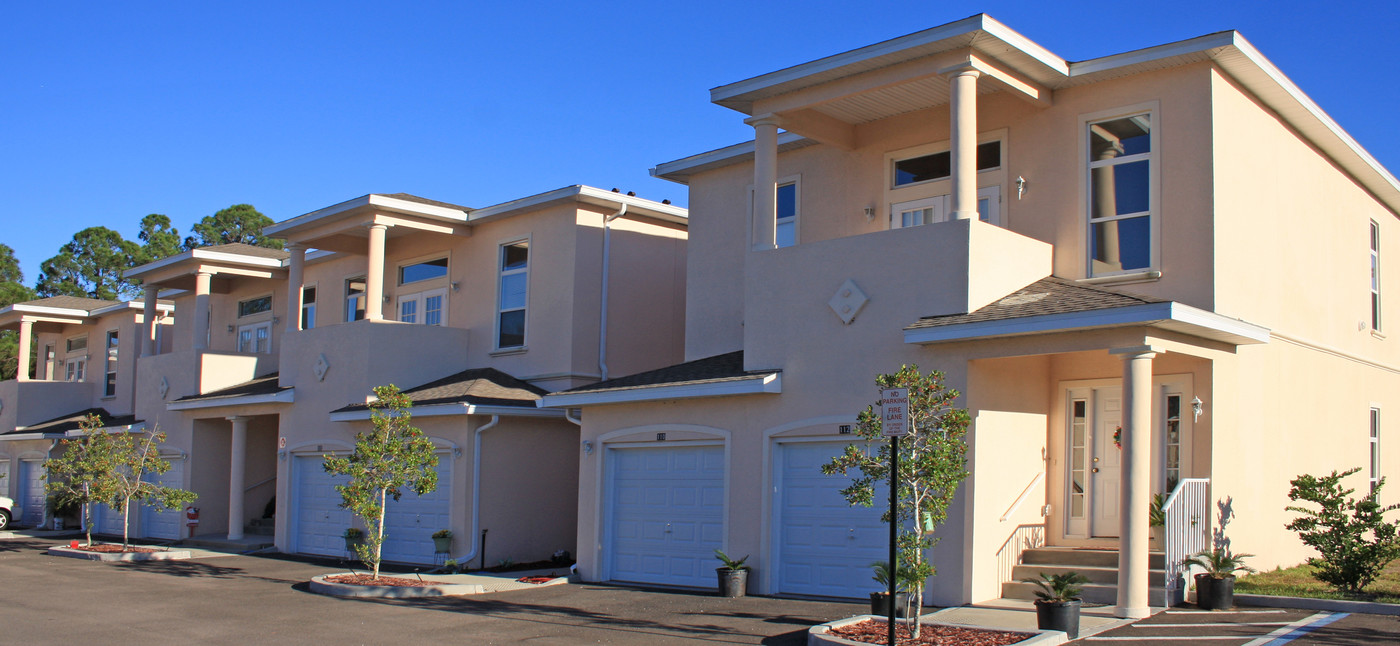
top-left (89, 301), bottom-right (175, 317)
top-left (64, 422), bottom-right (147, 437)
top-left (166, 388), bottom-right (295, 411)
top-left (2, 303), bottom-right (94, 318)
top-left (903, 301), bottom-right (1271, 346)
top-left (539, 372), bottom-right (782, 408)
top-left (265, 193), bottom-right (470, 237)
top-left (126, 246), bottom-right (285, 279)
top-left (467, 185), bottom-right (688, 224)
top-left (328, 402), bottom-right (562, 422)
top-left (0, 433), bottom-right (55, 441)
top-left (651, 132), bottom-right (814, 184)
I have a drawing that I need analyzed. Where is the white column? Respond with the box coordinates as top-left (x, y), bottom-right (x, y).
top-left (193, 271), bottom-right (212, 351)
top-left (948, 65), bottom-right (982, 220)
top-left (365, 224), bottom-right (388, 321)
top-left (1111, 344), bottom-right (1160, 619)
top-left (15, 319), bottom-right (32, 382)
top-left (227, 415), bottom-right (249, 541)
top-left (141, 286), bottom-right (159, 357)
top-left (746, 114), bottom-right (781, 250)
top-left (285, 243), bottom-right (305, 333)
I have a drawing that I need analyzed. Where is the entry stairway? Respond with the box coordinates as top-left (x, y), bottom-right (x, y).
top-left (1000, 547), bottom-right (1169, 606)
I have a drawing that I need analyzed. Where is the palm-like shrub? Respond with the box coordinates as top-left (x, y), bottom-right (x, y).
top-left (1184, 547), bottom-right (1256, 579)
top-left (1021, 571), bottom-right (1089, 602)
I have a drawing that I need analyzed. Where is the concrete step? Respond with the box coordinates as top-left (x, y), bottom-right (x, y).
top-left (1020, 547), bottom-right (1164, 569)
top-left (244, 524), bottom-right (274, 536)
top-left (181, 534), bottom-right (274, 552)
top-left (1001, 580), bottom-right (1167, 606)
top-left (1010, 563), bottom-right (1165, 586)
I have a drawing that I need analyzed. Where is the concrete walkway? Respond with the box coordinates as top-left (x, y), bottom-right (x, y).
top-left (929, 598), bottom-right (1137, 638)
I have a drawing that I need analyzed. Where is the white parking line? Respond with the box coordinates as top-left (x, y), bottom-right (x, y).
top-left (1242, 612), bottom-right (1347, 646)
top-left (1133, 621), bottom-right (1296, 627)
top-left (1166, 610), bottom-right (1288, 615)
top-left (1086, 637), bottom-right (1251, 641)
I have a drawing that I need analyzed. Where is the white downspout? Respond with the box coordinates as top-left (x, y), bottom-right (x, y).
top-left (455, 414), bottom-right (499, 566)
top-left (599, 203), bottom-right (627, 382)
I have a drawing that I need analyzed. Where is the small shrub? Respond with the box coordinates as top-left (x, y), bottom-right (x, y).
top-left (1285, 467), bottom-right (1400, 593)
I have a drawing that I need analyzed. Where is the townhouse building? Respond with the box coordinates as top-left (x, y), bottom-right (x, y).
top-left (116, 187), bottom-right (686, 566)
top-left (541, 14), bottom-right (1400, 619)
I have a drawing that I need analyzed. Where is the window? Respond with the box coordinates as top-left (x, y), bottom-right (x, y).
top-left (1087, 112), bottom-right (1154, 275)
top-left (399, 257), bottom-right (448, 285)
top-left (103, 330), bottom-right (118, 397)
top-left (43, 344), bottom-right (55, 380)
top-left (64, 357), bottom-right (86, 382)
top-left (398, 288), bottom-right (447, 326)
top-left (1068, 398), bottom-right (1088, 520)
top-left (237, 321), bottom-right (272, 354)
top-left (1164, 394), bottom-right (1182, 492)
top-left (1372, 221), bottom-right (1382, 331)
top-left (301, 286), bottom-right (317, 330)
top-left (66, 335), bottom-right (87, 353)
top-left (775, 181), bottom-right (798, 248)
top-left (1372, 407), bottom-right (1382, 491)
top-left (892, 141), bottom-right (1001, 187)
top-left (237, 295), bottom-right (273, 318)
top-left (890, 186), bottom-right (1001, 229)
top-left (345, 277), bottom-right (366, 322)
top-left (497, 241), bottom-right (528, 348)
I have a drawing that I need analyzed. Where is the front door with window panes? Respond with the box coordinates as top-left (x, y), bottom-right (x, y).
top-left (398, 288), bottom-right (447, 326)
top-left (890, 186), bottom-right (1001, 229)
top-left (65, 357), bottom-right (86, 382)
top-left (237, 321), bottom-right (272, 353)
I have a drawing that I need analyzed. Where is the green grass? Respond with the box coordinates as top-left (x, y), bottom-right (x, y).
top-left (1235, 559), bottom-right (1400, 604)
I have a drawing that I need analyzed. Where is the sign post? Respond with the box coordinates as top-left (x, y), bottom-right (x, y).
top-left (880, 388), bottom-right (909, 645)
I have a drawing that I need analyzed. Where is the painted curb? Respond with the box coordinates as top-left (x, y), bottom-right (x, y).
top-left (47, 546), bottom-right (193, 562)
top-left (0, 531), bottom-right (13, 539)
top-left (309, 574), bottom-right (486, 598)
top-left (1236, 593), bottom-right (1400, 616)
top-left (807, 614), bottom-right (1063, 646)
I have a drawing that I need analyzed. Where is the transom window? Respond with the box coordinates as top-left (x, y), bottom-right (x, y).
top-left (497, 241), bottom-right (528, 349)
top-left (399, 257), bottom-right (448, 285)
top-left (237, 295), bottom-right (273, 318)
top-left (66, 335), bottom-right (87, 353)
top-left (1087, 113), bottom-right (1154, 275)
top-left (893, 141), bottom-right (1001, 187)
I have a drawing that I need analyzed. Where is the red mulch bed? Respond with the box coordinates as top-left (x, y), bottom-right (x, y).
top-left (827, 619), bottom-right (1034, 645)
top-left (324, 574), bottom-right (448, 587)
top-left (516, 575), bottom-right (559, 584)
top-left (73, 544), bottom-right (160, 553)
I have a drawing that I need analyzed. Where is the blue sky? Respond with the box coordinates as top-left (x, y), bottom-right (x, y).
top-left (4, 1), bottom-right (1396, 286)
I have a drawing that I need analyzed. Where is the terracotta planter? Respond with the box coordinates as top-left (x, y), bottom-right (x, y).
top-left (716, 567), bottom-right (748, 597)
top-left (1034, 599), bottom-right (1082, 639)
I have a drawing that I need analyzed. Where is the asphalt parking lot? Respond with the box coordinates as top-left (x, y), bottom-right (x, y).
top-left (0, 537), bottom-right (865, 645)
top-left (1081, 606), bottom-right (1400, 645)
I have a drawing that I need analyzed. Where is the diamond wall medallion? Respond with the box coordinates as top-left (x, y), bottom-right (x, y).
top-left (314, 353), bottom-right (330, 382)
top-left (828, 279), bottom-right (868, 325)
top-left (159, 377), bottom-right (170, 399)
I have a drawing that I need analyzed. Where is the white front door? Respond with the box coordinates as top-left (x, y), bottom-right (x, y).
top-left (20, 460), bottom-right (46, 527)
top-left (1089, 388), bottom-right (1123, 537)
top-left (607, 444), bottom-right (724, 588)
top-left (292, 456), bottom-right (354, 557)
top-left (380, 457), bottom-right (451, 565)
top-left (775, 441), bottom-right (887, 598)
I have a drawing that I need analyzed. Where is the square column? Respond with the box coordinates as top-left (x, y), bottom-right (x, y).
top-left (227, 415), bottom-right (249, 540)
top-left (746, 114), bottom-right (781, 251)
top-left (15, 318), bottom-right (32, 382)
top-left (193, 271), bottom-right (212, 351)
top-left (365, 224), bottom-right (388, 321)
top-left (945, 64), bottom-right (981, 220)
top-left (1111, 344), bottom-right (1161, 619)
top-left (141, 286), bottom-right (159, 357)
top-left (285, 243), bottom-right (305, 333)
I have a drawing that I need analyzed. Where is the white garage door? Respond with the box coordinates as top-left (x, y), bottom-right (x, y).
top-left (19, 460), bottom-right (46, 527)
top-left (0, 460), bottom-right (9, 498)
top-left (142, 461), bottom-right (186, 540)
top-left (776, 441), bottom-right (886, 598)
top-left (380, 457), bottom-right (451, 565)
top-left (96, 502), bottom-right (127, 536)
top-left (292, 456), bottom-right (353, 558)
top-left (609, 444), bottom-right (724, 588)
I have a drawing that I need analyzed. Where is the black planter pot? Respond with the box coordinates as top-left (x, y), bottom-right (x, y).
top-left (1034, 599), bottom-right (1082, 640)
top-left (1195, 574), bottom-right (1236, 610)
top-left (869, 592), bottom-right (912, 618)
top-left (717, 568), bottom-right (748, 597)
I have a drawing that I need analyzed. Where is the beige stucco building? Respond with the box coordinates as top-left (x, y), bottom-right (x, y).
top-left (542, 14), bottom-right (1400, 618)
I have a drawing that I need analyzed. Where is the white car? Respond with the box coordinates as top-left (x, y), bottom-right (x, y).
top-left (0, 495), bottom-right (17, 530)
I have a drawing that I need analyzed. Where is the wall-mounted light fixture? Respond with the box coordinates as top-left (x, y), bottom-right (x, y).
top-left (226, 325), bottom-right (235, 333)
top-left (277, 450), bottom-right (287, 462)
top-left (272, 316), bottom-right (280, 324)
top-left (383, 295), bottom-right (391, 303)
top-left (1016, 176), bottom-right (1029, 200)
top-left (451, 281), bottom-right (460, 292)
top-left (582, 440), bottom-right (594, 455)
top-left (1192, 396), bottom-right (1204, 422)
top-left (863, 207), bottom-right (875, 221)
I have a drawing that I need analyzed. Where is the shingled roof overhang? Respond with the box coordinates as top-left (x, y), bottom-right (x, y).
top-left (1, 408), bottom-right (142, 441)
top-left (904, 277), bottom-right (1270, 346)
top-left (167, 374), bottom-right (293, 411)
top-left (539, 351), bottom-right (781, 408)
top-left (328, 367), bottom-right (561, 421)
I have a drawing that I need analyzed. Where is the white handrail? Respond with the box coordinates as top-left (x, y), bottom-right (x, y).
top-left (1000, 471), bottom-right (1045, 522)
top-left (1162, 478), bottom-right (1210, 607)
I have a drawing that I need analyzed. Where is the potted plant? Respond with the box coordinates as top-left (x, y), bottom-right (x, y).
top-left (714, 549), bottom-right (750, 598)
top-left (431, 529), bottom-right (453, 553)
top-left (868, 560), bottom-right (912, 618)
top-left (1149, 493), bottom-right (1167, 549)
top-left (343, 527), bottom-right (365, 553)
top-left (1185, 547), bottom-right (1256, 610)
top-left (1021, 571), bottom-right (1090, 639)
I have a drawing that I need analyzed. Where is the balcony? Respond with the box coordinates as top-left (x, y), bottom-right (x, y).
top-left (281, 319), bottom-right (472, 402)
top-left (137, 349), bottom-right (281, 407)
top-left (0, 379), bottom-right (95, 433)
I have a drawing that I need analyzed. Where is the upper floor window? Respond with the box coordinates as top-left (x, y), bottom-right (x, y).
top-left (399, 257), bottom-right (448, 285)
top-left (103, 330), bottom-right (119, 397)
top-left (891, 186), bottom-right (1002, 229)
top-left (398, 289), bottom-right (446, 326)
top-left (65, 356), bottom-right (86, 382)
top-left (1372, 221), bottom-right (1382, 332)
top-left (237, 321), bottom-right (271, 354)
top-left (238, 295), bottom-right (273, 318)
top-left (66, 335), bottom-right (87, 353)
top-left (1087, 111), bottom-right (1156, 276)
top-left (345, 277), bottom-right (366, 322)
top-left (1372, 407), bottom-right (1382, 491)
top-left (776, 181), bottom-right (798, 248)
top-left (497, 240), bottom-right (528, 349)
top-left (892, 141), bottom-right (1001, 187)
top-left (302, 286), bottom-right (317, 330)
